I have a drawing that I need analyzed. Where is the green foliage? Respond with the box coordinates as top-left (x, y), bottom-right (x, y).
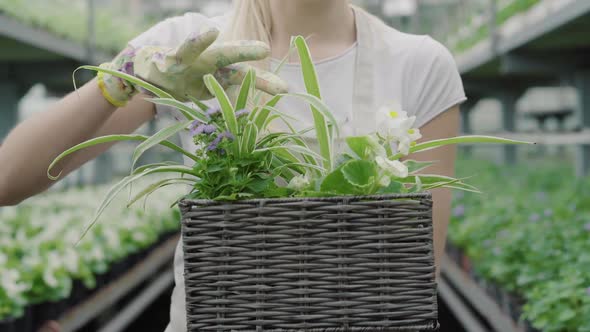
top-left (50, 37), bottom-right (530, 242)
top-left (0, 0), bottom-right (153, 52)
top-left (449, 158), bottom-right (590, 332)
top-left (447, 0), bottom-right (541, 54)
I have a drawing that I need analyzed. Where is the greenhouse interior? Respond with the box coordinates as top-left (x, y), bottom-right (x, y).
top-left (1, 0), bottom-right (589, 331)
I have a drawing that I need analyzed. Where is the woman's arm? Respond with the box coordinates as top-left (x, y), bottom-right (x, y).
top-left (413, 106), bottom-right (460, 278)
top-left (0, 79), bottom-right (154, 206)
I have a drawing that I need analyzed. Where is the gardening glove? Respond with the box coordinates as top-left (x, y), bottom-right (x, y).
top-left (97, 27), bottom-right (288, 107)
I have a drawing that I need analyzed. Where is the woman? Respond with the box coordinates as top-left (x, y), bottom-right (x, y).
top-left (0, 1), bottom-right (465, 331)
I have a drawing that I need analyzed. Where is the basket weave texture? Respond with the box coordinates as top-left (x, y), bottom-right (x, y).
top-left (180, 193), bottom-right (438, 332)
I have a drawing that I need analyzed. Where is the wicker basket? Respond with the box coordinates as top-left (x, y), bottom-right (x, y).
top-left (180, 193), bottom-right (438, 332)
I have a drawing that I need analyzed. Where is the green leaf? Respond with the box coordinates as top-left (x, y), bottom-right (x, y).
top-left (147, 98), bottom-right (209, 123)
top-left (255, 145), bottom-right (325, 163)
top-left (391, 135), bottom-right (534, 160)
top-left (281, 92), bottom-right (340, 137)
top-left (240, 122), bottom-right (258, 155)
top-left (203, 74), bottom-right (237, 139)
top-left (253, 95), bottom-right (282, 131)
top-left (404, 160), bottom-right (436, 174)
top-left (293, 35), bottom-right (334, 171)
top-left (77, 165), bottom-right (196, 243)
top-left (320, 167), bottom-right (358, 194)
top-left (397, 174), bottom-right (480, 193)
top-left (127, 177), bottom-right (194, 208)
top-left (378, 180), bottom-right (406, 194)
top-left (47, 134), bottom-right (198, 180)
top-left (132, 161), bottom-right (184, 175)
top-left (557, 309), bottom-right (576, 322)
top-left (186, 95), bottom-right (211, 112)
top-left (346, 136), bottom-right (386, 159)
top-left (341, 160), bottom-right (377, 190)
top-left (294, 36), bottom-right (322, 98)
top-left (132, 120), bottom-right (192, 170)
top-left (235, 68), bottom-right (254, 111)
top-left (76, 65), bottom-right (173, 99)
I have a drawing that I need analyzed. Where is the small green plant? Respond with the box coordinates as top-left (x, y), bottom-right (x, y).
top-left (48, 36), bottom-right (530, 240)
top-left (450, 158), bottom-right (590, 332)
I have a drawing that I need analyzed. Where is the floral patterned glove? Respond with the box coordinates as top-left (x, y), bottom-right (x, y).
top-left (97, 27), bottom-right (288, 107)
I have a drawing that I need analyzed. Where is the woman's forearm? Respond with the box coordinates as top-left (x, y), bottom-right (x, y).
top-left (0, 79), bottom-right (117, 205)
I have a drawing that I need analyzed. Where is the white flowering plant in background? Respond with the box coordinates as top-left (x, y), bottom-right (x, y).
top-left (48, 36), bottom-right (531, 238)
top-left (0, 181), bottom-right (182, 321)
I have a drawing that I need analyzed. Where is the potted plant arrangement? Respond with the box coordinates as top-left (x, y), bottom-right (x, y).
top-left (48, 37), bottom-right (530, 331)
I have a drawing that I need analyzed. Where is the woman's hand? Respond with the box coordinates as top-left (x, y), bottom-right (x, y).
top-left (100, 27), bottom-right (288, 106)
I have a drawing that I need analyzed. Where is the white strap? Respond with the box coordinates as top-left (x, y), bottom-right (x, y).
top-left (351, 6), bottom-right (376, 135)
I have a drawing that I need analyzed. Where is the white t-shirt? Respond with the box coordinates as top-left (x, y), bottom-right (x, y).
top-left (129, 9), bottom-right (466, 332)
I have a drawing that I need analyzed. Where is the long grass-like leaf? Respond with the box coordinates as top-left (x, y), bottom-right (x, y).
top-left (204, 74), bottom-right (237, 135)
top-left (77, 165), bottom-right (196, 243)
top-left (275, 162), bottom-right (325, 173)
top-left (47, 135), bottom-right (198, 180)
top-left (240, 122), bottom-right (258, 155)
top-left (187, 95), bottom-right (211, 112)
top-left (76, 65), bottom-right (173, 99)
top-left (127, 177), bottom-right (194, 207)
top-left (397, 174), bottom-right (479, 192)
top-left (235, 69), bottom-right (255, 111)
top-left (132, 162), bottom-right (185, 175)
top-left (293, 36), bottom-right (333, 171)
top-left (147, 98), bottom-right (209, 123)
top-left (280, 93), bottom-right (340, 136)
top-left (391, 135), bottom-right (534, 160)
top-left (132, 120), bottom-right (192, 170)
top-left (253, 95), bottom-right (282, 130)
top-left (255, 145), bottom-right (325, 163)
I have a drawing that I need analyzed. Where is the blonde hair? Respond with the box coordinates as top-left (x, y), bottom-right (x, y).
top-left (224, 0), bottom-right (272, 46)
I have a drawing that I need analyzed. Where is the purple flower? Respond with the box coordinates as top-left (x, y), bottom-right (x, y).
top-left (235, 108), bottom-right (250, 118)
top-left (452, 205), bottom-right (465, 218)
top-left (191, 124), bottom-right (216, 136)
top-left (584, 223), bottom-right (590, 232)
top-left (529, 213), bottom-right (540, 223)
top-left (204, 124), bottom-right (216, 133)
top-left (206, 131), bottom-right (234, 151)
top-left (586, 287), bottom-right (590, 296)
top-left (544, 209), bottom-right (553, 217)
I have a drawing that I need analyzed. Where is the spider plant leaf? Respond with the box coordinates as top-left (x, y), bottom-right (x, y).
top-left (77, 65), bottom-right (173, 99)
top-left (47, 134), bottom-right (198, 180)
top-left (147, 98), bottom-right (209, 123)
top-left (132, 120), bottom-right (192, 170)
top-left (235, 68), bottom-right (255, 111)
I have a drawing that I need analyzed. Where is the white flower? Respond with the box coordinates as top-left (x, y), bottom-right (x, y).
top-left (0, 253), bottom-right (6, 265)
top-left (377, 103), bottom-right (421, 155)
top-left (376, 156), bottom-right (408, 178)
top-left (288, 175), bottom-right (310, 191)
top-left (43, 269), bottom-right (59, 288)
top-left (397, 137), bottom-right (411, 155)
top-left (1, 269), bottom-right (28, 298)
top-left (407, 127), bottom-right (422, 141)
top-left (63, 248), bottom-right (79, 274)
